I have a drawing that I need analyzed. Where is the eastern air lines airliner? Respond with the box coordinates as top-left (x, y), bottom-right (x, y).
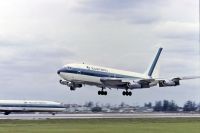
top-left (57, 48), bottom-right (200, 96)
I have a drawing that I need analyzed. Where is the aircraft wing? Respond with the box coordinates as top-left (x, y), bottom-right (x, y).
top-left (100, 76), bottom-right (200, 89)
top-left (100, 77), bottom-right (154, 89)
top-left (175, 76), bottom-right (200, 80)
top-left (156, 76), bottom-right (200, 80)
top-left (156, 76), bottom-right (200, 87)
top-left (100, 78), bottom-right (133, 86)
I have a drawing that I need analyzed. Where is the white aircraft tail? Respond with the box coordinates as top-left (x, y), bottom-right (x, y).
top-left (145, 48), bottom-right (163, 77)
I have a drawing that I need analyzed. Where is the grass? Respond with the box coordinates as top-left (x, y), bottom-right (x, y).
top-left (0, 118), bottom-right (200, 133)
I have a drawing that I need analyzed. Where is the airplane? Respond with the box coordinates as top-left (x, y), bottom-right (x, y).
top-left (0, 100), bottom-right (66, 115)
top-left (57, 48), bottom-right (200, 96)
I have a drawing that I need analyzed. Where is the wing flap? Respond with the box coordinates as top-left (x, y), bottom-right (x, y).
top-left (100, 78), bottom-right (129, 86)
top-left (100, 77), bottom-right (154, 88)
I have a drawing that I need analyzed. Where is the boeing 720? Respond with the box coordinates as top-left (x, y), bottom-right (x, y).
top-left (57, 48), bottom-right (199, 96)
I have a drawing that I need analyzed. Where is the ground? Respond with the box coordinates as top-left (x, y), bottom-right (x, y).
top-left (0, 118), bottom-right (200, 133)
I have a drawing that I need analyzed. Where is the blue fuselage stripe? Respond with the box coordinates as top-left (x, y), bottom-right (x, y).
top-left (0, 104), bottom-right (65, 108)
top-left (58, 68), bottom-right (134, 78)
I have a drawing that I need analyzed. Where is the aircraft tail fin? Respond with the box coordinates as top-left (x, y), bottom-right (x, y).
top-left (145, 47), bottom-right (163, 77)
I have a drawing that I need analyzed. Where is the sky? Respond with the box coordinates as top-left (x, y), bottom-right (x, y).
top-left (0, 0), bottom-right (199, 106)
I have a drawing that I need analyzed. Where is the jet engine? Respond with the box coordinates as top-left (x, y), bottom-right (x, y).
top-left (59, 80), bottom-right (82, 89)
top-left (59, 80), bottom-right (69, 85)
top-left (127, 82), bottom-right (142, 89)
top-left (159, 80), bottom-right (180, 87)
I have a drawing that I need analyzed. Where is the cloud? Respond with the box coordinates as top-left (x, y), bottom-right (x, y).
top-left (76, 0), bottom-right (166, 24)
top-left (154, 21), bottom-right (199, 41)
top-left (75, 0), bottom-right (199, 41)
top-left (78, 0), bottom-right (164, 12)
top-left (0, 39), bottom-right (77, 82)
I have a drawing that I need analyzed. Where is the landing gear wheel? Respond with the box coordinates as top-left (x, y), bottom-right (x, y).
top-left (70, 86), bottom-right (75, 91)
top-left (128, 91), bottom-right (132, 96)
top-left (98, 87), bottom-right (107, 96)
top-left (98, 91), bottom-right (107, 95)
top-left (98, 91), bottom-right (101, 95)
top-left (4, 112), bottom-right (10, 115)
top-left (122, 91), bottom-right (132, 96)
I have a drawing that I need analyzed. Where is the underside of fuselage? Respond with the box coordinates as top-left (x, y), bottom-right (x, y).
top-left (59, 71), bottom-right (132, 89)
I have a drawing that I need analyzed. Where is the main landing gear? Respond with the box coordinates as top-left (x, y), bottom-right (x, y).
top-left (98, 91), bottom-right (107, 95)
top-left (98, 87), bottom-right (107, 95)
top-left (122, 91), bottom-right (132, 96)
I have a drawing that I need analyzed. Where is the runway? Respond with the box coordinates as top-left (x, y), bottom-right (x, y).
top-left (1, 113), bottom-right (200, 120)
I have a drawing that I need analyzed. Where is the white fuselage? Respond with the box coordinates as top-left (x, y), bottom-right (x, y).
top-left (0, 100), bottom-right (65, 113)
top-left (58, 63), bottom-right (148, 88)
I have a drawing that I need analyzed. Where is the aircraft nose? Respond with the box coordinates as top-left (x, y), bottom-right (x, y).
top-left (57, 68), bottom-right (66, 75)
top-left (57, 69), bottom-right (62, 74)
top-left (57, 70), bottom-right (61, 74)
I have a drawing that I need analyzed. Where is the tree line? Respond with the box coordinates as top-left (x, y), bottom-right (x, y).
top-left (145, 100), bottom-right (199, 112)
top-left (84, 100), bottom-right (200, 113)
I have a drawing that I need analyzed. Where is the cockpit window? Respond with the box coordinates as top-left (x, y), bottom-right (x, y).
top-left (67, 66), bottom-right (72, 69)
top-left (63, 65), bottom-right (73, 69)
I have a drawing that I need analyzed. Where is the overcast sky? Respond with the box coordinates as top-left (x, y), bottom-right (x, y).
top-left (0, 0), bottom-right (199, 106)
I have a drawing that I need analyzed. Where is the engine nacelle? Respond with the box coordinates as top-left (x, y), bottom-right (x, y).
top-left (128, 82), bottom-right (142, 89)
top-left (59, 80), bottom-right (82, 88)
top-left (59, 80), bottom-right (69, 85)
top-left (74, 84), bottom-right (83, 88)
top-left (159, 80), bottom-right (180, 87)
